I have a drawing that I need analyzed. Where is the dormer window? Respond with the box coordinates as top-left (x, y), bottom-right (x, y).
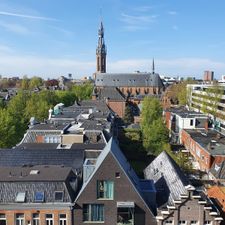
top-left (15, 192), bottom-right (26, 203)
top-left (34, 191), bottom-right (44, 202)
top-left (54, 191), bottom-right (64, 201)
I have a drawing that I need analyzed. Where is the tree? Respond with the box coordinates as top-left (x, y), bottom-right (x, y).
top-left (29, 76), bottom-right (43, 89)
top-left (21, 76), bottom-right (30, 90)
top-left (123, 105), bottom-right (134, 124)
top-left (141, 97), bottom-right (169, 155)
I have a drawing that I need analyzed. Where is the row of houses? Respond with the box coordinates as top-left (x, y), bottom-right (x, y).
top-left (0, 99), bottom-right (223, 224)
top-left (164, 106), bottom-right (225, 222)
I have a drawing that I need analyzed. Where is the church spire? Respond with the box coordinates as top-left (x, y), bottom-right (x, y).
top-left (152, 58), bottom-right (155, 74)
top-left (96, 21), bottom-right (107, 73)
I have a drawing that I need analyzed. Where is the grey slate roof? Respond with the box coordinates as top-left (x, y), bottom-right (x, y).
top-left (95, 72), bottom-right (164, 88)
top-left (144, 151), bottom-right (189, 207)
top-left (0, 165), bottom-right (72, 182)
top-left (184, 129), bottom-right (225, 156)
top-left (0, 148), bottom-right (84, 170)
top-left (97, 87), bottom-right (125, 101)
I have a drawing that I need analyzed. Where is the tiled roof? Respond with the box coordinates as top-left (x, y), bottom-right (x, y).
top-left (144, 151), bottom-right (189, 207)
top-left (0, 148), bottom-right (84, 170)
top-left (95, 73), bottom-right (164, 88)
top-left (97, 87), bottom-right (125, 101)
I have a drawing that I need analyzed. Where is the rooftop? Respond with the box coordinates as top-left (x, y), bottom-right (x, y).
top-left (184, 129), bottom-right (225, 156)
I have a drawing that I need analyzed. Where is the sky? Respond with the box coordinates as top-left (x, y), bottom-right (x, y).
top-left (0, 0), bottom-right (225, 79)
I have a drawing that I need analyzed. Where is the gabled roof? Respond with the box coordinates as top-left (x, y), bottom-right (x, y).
top-left (75, 138), bottom-right (155, 214)
top-left (144, 151), bottom-right (189, 206)
top-left (97, 87), bottom-right (125, 101)
top-left (95, 73), bottom-right (164, 88)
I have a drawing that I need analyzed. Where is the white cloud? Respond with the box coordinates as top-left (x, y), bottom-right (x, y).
top-left (134, 6), bottom-right (152, 12)
top-left (168, 11), bottom-right (177, 15)
top-left (0, 21), bottom-right (30, 35)
top-left (0, 11), bottom-right (58, 21)
top-left (120, 13), bottom-right (158, 31)
top-left (0, 54), bottom-right (224, 79)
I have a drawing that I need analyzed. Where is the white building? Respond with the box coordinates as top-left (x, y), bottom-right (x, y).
top-left (187, 83), bottom-right (225, 134)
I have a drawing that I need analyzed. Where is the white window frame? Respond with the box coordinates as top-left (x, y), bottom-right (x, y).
top-left (45, 214), bottom-right (54, 225)
top-left (59, 214), bottom-right (67, 225)
top-left (16, 214), bottom-right (25, 225)
top-left (0, 213), bottom-right (6, 225)
top-left (32, 213), bottom-right (40, 225)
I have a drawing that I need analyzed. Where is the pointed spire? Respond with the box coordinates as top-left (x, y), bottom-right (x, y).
top-left (152, 58), bottom-right (155, 74)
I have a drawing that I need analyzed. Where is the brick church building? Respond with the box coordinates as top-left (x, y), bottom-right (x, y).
top-left (93, 22), bottom-right (164, 118)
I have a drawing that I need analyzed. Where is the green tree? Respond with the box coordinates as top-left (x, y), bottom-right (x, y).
top-left (123, 105), bottom-right (134, 124)
top-left (21, 76), bottom-right (30, 90)
top-left (29, 76), bottom-right (43, 89)
top-left (141, 97), bottom-right (169, 155)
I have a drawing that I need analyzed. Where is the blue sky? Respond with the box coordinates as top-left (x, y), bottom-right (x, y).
top-left (0, 0), bottom-right (225, 79)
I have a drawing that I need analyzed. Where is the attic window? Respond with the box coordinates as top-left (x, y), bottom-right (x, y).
top-left (115, 172), bottom-right (120, 178)
top-left (30, 170), bottom-right (39, 175)
top-left (15, 192), bottom-right (26, 202)
top-left (34, 191), bottom-right (44, 202)
top-left (54, 191), bottom-right (64, 201)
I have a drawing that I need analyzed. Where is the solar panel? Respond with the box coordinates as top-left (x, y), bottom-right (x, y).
top-left (34, 191), bottom-right (44, 202)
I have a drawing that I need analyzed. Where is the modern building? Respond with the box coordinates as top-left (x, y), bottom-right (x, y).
top-left (164, 107), bottom-right (208, 143)
top-left (204, 71), bottom-right (214, 82)
top-left (144, 151), bottom-right (223, 225)
top-left (187, 83), bottom-right (225, 134)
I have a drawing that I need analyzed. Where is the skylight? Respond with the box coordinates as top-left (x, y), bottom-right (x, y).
top-left (54, 191), bottom-right (64, 201)
top-left (15, 192), bottom-right (26, 202)
top-left (34, 191), bottom-right (44, 202)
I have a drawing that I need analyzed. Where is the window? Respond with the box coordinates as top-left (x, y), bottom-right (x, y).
top-left (46, 214), bottom-right (53, 225)
top-left (117, 207), bottom-right (134, 225)
top-left (115, 172), bottom-right (120, 178)
top-left (59, 214), bottom-right (67, 225)
top-left (34, 192), bottom-right (44, 202)
top-left (178, 221), bottom-right (186, 225)
top-left (54, 191), bottom-right (64, 201)
top-left (15, 192), bottom-right (26, 203)
top-left (83, 204), bottom-right (104, 222)
top-left (204, 221), bottom-right (211, 225)
top-left (165, 221), bottom-right (173, 224)
top-left (190, 119), bottom-right (194, 126)
top-left (32, 213), bottom-right (40, 225)
top-left (16, 214), bottom-right (24, 225)
top-left (97, 180), bottom-right (114, 199)
top-left (0, 214), bottom-right (6, 225)
top-left (191, 221), bottom-right (198, 225)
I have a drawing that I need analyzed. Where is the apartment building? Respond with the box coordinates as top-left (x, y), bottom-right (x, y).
top-left (187, 84), bottom-right (225, 134)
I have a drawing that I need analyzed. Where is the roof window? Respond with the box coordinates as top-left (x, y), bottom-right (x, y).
top-left (15, 192), bottom-right (26, 202)
top-left (34, 191), bottom-right (44, 202)
top-left (54, 191), bottom-right (64, 201)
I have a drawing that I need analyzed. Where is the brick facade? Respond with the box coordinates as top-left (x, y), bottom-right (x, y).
top-left (74, 153), bottom-right (156, 225)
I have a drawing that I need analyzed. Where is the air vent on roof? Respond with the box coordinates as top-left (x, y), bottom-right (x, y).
top-left (30, 170), bottom-right (40, 175)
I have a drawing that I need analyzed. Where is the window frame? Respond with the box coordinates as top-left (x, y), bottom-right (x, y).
top-left (15, 213), bottom-right (25, 225)
top-left (83, 204), bottom-right (104, 222)
top-left (97, 180), bottom-right (114, 200)
top-left (59, 214), bottom-right (67, 225)
top-left (0, 213), bottom-right (6, 225)
top-left (32, 213), bottom-right (40, 225)
top-left (45, 214), bottom-right (54, 225)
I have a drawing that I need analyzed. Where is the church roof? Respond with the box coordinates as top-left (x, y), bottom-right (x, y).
top-left (95, 72), bottom-right (164, 88)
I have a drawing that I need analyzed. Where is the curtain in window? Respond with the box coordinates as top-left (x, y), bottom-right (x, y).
top-left (105, 181), bottom-right (114, 199)
top-left (91, 204), bottom-right (104, 221)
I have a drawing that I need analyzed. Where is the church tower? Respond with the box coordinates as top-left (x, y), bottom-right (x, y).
top-left (96, 21), bottom-right (107, 73)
